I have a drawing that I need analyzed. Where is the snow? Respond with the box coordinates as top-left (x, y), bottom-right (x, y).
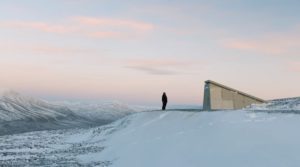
top-left (0, 91), bottom-right (144, 135)
top-left (65, 130), bottom-right (94, 143)
top-left (248, 97), bottom-right (300, 111)
top-left (0, 90), bottom-right (73, 122)
top-left (58, 101), bottom-right (145, 121)
top-left (1, 97), bottom-right (300, 166)
top-left (75, 110), bottom-right (300, 167)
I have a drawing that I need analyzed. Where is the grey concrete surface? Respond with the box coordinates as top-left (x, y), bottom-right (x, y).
top-left (203, 80), bottom-right (265, 111)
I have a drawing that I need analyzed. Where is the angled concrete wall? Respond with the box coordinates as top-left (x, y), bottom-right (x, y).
top-left (203, 80), bottom-right (265, 111)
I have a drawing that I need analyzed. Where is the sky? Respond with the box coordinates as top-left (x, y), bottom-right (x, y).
top-left (0, 0), bottom-right (300, 105)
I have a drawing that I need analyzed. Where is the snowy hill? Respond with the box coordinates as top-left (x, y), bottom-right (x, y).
top-left (1, 97), bottom-right (300, 166)
top-left (249, 97), bottom-right (300, 112)
top-left (76, 110), bottom-right (300, 167)
top-left (0, 91), bottom-right (74, 122)
top-left (0, 91), bottom-right (140, 135)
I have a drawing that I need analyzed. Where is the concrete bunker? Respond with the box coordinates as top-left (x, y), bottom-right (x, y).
top-left (203, 80), bottom-right (265, 111)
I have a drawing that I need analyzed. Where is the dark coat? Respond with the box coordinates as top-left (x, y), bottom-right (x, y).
top-left (162, 93), bottom-right (168, 103)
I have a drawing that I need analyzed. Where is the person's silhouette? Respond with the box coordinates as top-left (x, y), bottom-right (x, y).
top-left (162, 92), bottom-right (168, 110)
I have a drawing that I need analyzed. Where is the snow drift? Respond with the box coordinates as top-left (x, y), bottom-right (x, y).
top-left (75, 97), bottom-right (300, 166)
top-left (75, 98), bottom-right (300, 167)
top-left (1, 97), bottom-right (300, 166)
top-left (247, 97), bottom-right (300, 112)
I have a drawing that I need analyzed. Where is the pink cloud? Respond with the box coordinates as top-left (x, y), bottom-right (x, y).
top-left (223, 41), bottom-right (256, 50)
top-left (222, 27), bottom-right (300, 55)
top-left (0, 21), bottom-right (76, 34)
top-left (74, 16), bottom-right (155, 31)
top-left (0, 42), bottom-right (90, 55)
top-left (0, 16), bottom-right (155, 39)
top-left (288, 62), bottom-right (300, 72)
top-left (86, 31), bottom-right (123, 38)
top-left (223, 39), bottom-right (288, 55)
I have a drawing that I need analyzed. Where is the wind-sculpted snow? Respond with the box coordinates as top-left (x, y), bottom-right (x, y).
top-left (0, 91), bottom-right (140, 135)
top-left (2, 96), bottom-right (300, 166)
top-left (59, 101), bottom-right (142, 121)
top-left (247, 97), bottom-right (300, 112)
top-left (2, 110), bottom-right (300, 166)
top-left (0, 117), bottom-right (131, 166)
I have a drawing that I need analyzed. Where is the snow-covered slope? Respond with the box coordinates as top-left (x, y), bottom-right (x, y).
top-left (59, 101), bottom-right (145, 121)
top-left (0, 91), bottom-right (140, 135)
top-left (76, 111), bottom-right (300, 167)
top-left (247, 97), bottom-right (300, 112)
top-left (0, 91), bottom-right (74, 122)
top-left (2, 98), bottom-right (300, 166)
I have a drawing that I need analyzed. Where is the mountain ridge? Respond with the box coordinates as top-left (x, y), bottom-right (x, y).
top-left (0, 90), bottom-right (138, 135)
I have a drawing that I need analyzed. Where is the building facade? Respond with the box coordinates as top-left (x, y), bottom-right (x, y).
top-left (203, 80), bottom-right (265, 111)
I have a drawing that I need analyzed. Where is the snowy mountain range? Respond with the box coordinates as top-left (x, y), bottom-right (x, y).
top-left (0, 91), bottom-right (141, 135)
top-left (0, 91), bottom-right (75, 122)
top-left (1, 90), bottom-right (299, 136)
top-left (1, 97), bottom-right (300, 166)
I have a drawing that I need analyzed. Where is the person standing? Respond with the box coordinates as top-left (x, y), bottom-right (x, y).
top-left (162, 92), bottom-right (168, 110)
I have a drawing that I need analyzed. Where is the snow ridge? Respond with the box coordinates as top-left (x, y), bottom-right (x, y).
top-left (0, 90), bottom-right (73, 122)
top-left (247, 97), bottom-right (300, 111)
top-left (1, 96), bottom-right (300, 166)
top-left (0, 91), bottom-right (139, 135)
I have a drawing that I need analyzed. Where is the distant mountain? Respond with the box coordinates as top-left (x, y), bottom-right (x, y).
top-left (0, 91), bottom-right (75, 122)
top-left (2, 95), bottom-right (300, 166)
top-left (0, 91), bottom-right (139, 135)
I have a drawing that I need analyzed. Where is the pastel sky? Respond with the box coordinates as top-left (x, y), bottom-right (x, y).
top-left (1, 0), bottom-right (300, 105)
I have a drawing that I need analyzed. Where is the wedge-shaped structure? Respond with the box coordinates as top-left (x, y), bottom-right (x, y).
top-left (203, 80), bottom-right (265, 111)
